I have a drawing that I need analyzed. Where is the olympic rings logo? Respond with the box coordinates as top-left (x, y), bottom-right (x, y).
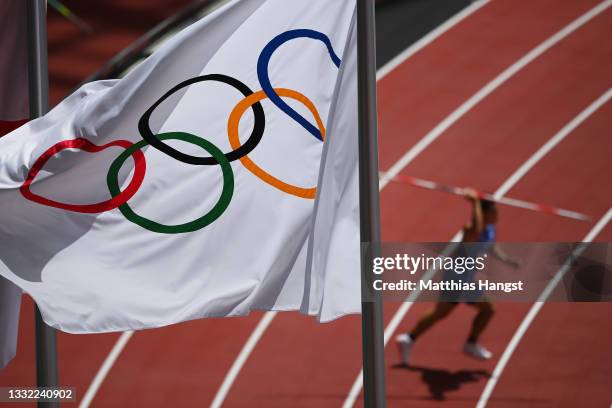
top-left (20, 29), bottom-right (341, 234)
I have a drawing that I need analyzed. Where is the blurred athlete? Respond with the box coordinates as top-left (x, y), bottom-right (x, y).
top-left (396, 189), bottom-right (518, 365)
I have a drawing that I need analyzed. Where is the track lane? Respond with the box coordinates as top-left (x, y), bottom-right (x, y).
top-left (353, 5), bottom-right (612, 407)
top-left (381, 2), bottom-right (612, 242)
top-left (372, 7), bottom-right (612, 406)
top-left (381, 93), bottom-right (612, 408)
top-left (377, 0), bottom-right (602, 172)
top-left (85, 314), bottom-right (266, 407)
top-left (364, 90), bottom-right (612, 406)
top-left (485, 301), bottom-right (612, 408)
top-left (477, 102), bottom-right (612, 407)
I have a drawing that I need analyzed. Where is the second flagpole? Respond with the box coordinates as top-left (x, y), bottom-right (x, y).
top-left (356, 0), bottom-right (387, 407)
top-left (26, 1), bottom-right (60, 407)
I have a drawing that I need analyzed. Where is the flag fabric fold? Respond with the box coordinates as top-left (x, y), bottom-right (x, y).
top-left (0, 276), bottom-right (21, 370)
top-left (302, 13), bottom-right (360, 321)
top-left (0, 0), bottom-right (361, 334)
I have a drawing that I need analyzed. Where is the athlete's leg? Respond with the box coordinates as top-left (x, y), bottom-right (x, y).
top-left (466, 299), bottom-right (495, 342)
top-left (410, 301), bottom-right (458, 340)
top-left (463, 299), bottom-right (495, 360)
top-left (397, 302), bottom-right (458, 365)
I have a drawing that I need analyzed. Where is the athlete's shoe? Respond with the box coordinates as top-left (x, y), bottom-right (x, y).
top-left (463, 342), bottom-right (493, 360)
top-left (396, 334), bottom-right (413, 366)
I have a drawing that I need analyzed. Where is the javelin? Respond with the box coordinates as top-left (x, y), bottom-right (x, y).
top-left (387, 174), bottom-right (591, 222)
top-left (48, 0), bottom-right (94, 34)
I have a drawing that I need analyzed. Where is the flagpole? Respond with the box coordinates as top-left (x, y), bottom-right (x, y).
top-left (356, 0), bottom-right (386, 407)
top-left (27, 1), bottom-right (60, 407)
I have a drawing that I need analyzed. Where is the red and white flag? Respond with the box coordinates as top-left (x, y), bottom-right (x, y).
top-left (0, 0), bottom-right (29, 369)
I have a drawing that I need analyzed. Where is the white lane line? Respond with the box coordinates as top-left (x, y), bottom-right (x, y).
top-left (78, 331), bottom-right (133, 408)
top-left (376, 0), bottom-right (490, 81)
top-left (208, 3), bottom-right (494, 407)
top-left (496, 88), bottom-right (612, 198)
top-left (378, 0), bottom-right (612, 190)
top-left (210, 311), bottom-right (277, 408)
top-left (341, 85), bottom-right (612, 408)
top-left (476, 207), bottom-right (612, 408)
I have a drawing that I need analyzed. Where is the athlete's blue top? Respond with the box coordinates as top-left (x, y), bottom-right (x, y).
top-left (480, 224), bottom-right (496, 243)
top-left (471, 223), bottom-right (496, 255)
top-left (442, 224), bottom-right (497, 301)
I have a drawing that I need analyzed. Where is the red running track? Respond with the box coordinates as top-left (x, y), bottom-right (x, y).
top-left (1, 1), bottom-right (611, 407)
top-left (481, 102), bottom-right (612, 408)
top-left (383, 91), bottom-right (612, 407)
top-left (372, 2), bottom-right (612, 407)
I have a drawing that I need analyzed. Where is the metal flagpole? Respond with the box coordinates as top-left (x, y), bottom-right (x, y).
top-left (356, 0), bottom-right (386, 407)
top-left (26, 1), bottom-right (60, 407)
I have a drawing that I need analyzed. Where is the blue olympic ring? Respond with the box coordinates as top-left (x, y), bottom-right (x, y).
top-left (257, 29), bottom-right (342, 142)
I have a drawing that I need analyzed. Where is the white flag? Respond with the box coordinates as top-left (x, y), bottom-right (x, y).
top-left (0, 0), bottom-right (361, 334)
top-left (0, 0), bottom-right (28, 369)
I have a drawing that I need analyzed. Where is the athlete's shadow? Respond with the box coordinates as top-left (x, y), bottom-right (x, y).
top-left (392, 364), bottom-right (490, 401)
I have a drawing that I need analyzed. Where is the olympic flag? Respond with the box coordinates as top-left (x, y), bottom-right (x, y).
top-left (0, 0), bottom-right (360, 333)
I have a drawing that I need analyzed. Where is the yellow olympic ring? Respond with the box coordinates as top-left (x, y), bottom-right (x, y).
top-left (228, 88), bottom-right (325, 199)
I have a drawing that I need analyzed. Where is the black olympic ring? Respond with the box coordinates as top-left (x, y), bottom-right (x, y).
top-left (138, 74), bottom-right (265, 165)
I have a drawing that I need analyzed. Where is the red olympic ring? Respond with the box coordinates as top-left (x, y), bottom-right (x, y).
top-left (20, 138), bottom-right (146, 213)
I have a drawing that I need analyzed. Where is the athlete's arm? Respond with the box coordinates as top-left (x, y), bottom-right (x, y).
top-left (462, 188), bottom-right (483, 242)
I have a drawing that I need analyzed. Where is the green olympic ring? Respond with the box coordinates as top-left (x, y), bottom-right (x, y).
top-left (106, 132), bottom-right (234, 234)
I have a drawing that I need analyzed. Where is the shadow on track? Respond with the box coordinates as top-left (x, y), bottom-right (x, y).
top-left (392, 363), bottom-right (490, 401)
